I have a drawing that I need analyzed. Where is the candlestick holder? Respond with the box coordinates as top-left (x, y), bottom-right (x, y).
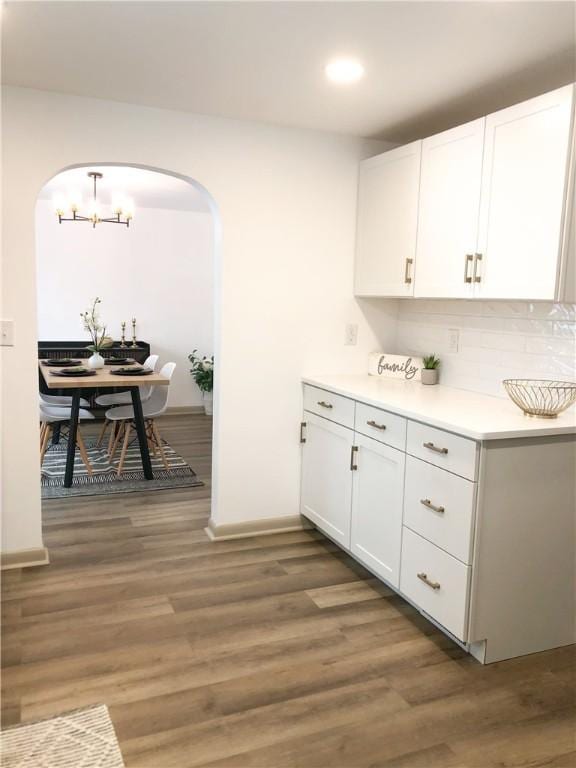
top-left (120, 321), bottom-right (127, 348)
top-left (131, 318), bottom-right (138, 349)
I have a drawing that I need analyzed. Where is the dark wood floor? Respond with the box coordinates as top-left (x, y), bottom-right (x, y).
top-left (2, 414), bottom-right (575, 767)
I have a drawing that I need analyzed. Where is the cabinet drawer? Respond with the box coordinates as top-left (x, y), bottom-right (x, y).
top-left (303, 385), bottom-right (355, 429)
top-left (354, 402), bottom-right (407, 451)
top-left (407, 421), bottom-right (478, 480)
top-left (400, 527), bottom-right (471, 641)
top-left (403, 456), bottom-right (475, 564)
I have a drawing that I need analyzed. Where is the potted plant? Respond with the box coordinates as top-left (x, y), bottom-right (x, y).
top-left (81, 297), bottom-right (108, 369)
top-left (421, 354), bottom-right (440, 385)
top-left (188, 350), bottom-right (214, 414)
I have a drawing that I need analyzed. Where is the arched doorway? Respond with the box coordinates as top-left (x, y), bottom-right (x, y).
top-left (34, 163), bottom-right (220, 515)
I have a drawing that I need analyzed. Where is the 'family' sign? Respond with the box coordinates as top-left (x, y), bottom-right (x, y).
top-left (368, 353), bottom-right (423, 381)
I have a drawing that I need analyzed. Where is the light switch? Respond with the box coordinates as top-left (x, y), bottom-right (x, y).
top-left (0, 320), bottom-right (14, 347)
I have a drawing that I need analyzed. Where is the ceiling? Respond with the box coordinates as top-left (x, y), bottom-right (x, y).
top-left (2, 1), bottom-right (575, 141)
top-left (37, 166), bottom-right (211, 212)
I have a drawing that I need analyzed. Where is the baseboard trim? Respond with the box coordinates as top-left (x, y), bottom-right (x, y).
top-left (205, 515), bottom-right (312, 541)
top-left (165, 406), bottom-right (205, 416)
top-left (1, 547), bottom-right (50, 571)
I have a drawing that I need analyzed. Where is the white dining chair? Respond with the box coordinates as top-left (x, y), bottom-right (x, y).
top-left (40, 393), bottom-right (91, 408)
top-left (105, 362), bottom-right (176, 476)
top-left (95, 354), bottom-right (160, 448)
top-left (39, 403), bottom-right (95, 474)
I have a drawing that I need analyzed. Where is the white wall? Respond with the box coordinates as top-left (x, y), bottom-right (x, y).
top-left (395, 300), bottom-right (576, 396)
top-left (35, 200), bottom-right (213, 408)
top-left (1, 85), bottom-right (394, 554)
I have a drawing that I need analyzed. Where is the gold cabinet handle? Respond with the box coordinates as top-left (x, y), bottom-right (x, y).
top-left (300, 422), bottom-right (306, 444)
top-left (420, 498), bottom-right (445, 514)
top-left (464, 253), bottom-right (473, 284)
top-left (423, 441), bottom-right (448, 455)
top-left (473, 253), bottom-right (482, 283)
top-left (417, 572), bottom-right (441, 590)
top-left (350, 445), bottom-right (358, 471)
top-left (404, 258), bottom-right (413, 284)
top-left (367, 419), bottom-right (386, 431)
top-left (317, 401), bottom-right (333, 409)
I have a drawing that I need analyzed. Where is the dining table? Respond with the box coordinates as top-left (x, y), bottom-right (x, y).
top-left (39, 361), bottom-right (170, 487)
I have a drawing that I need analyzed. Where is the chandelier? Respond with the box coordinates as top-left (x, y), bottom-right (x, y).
top-left (54, 172), bottom-right (134, 228)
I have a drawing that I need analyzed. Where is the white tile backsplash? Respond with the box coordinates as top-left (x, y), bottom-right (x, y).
top-left (395, 300), bottom-right (576, 397)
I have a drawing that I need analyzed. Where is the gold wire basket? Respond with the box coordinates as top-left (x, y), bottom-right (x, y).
top-left (503, 379), bottom-right (576, 418)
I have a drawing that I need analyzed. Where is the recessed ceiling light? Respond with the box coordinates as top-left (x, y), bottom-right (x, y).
top-left (325, 58), bottom-right (364, 84)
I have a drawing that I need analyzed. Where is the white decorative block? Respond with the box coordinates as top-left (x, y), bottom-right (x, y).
top-left (368, 352), bottom-right (423, 381)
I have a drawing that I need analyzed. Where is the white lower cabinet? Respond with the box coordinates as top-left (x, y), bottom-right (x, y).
top-left (350, 433), bottom-right (405, 588)
top-left (300, 383), bottom-right (576, 663)
top-left (300, 412), bottom-right (354, 548)
top-left (400, 527), bottom-right (471, 641)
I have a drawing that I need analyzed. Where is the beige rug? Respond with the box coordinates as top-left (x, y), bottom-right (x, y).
top-left (0, 704), bottom-right (125, 768)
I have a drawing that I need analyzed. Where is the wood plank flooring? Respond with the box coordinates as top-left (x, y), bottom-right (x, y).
top-left (2, 414), bottom-right (575, 767)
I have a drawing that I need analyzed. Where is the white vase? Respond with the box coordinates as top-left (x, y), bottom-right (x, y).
top-left (87, 352), bottom-right (105, 369)
top-left (203, 391), bottom-right (213, 415)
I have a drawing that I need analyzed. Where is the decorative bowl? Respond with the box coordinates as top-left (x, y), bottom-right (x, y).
top-left (503, 379), bottom-right (576, 418)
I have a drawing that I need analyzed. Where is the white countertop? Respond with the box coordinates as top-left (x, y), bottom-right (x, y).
top-left (302, 374), bottom-right (576, 440)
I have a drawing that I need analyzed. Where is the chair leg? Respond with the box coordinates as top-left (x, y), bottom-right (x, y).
top-left (40, 424), bottom-right (52, 465)
top-left (152, 421), bottom-right (169, 471)
top-left (109, 422), bottom-right (124, 461)
top-left (117, 422), bottom-right (131, 477)
top-left (145, 420), bottom-right (157, 456)
top-left (76, 429), bottom-right (93, 476)
top-left (40, 422), bottom-right (47, 448)
top-left (108, 420), bottom-right (117, 456)
top-left (96, 418), bottom-right (110, 448)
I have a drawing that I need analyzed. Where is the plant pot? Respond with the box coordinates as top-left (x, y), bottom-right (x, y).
top-left (203, 391), bottom-right (213, 415)
top-left (421, 368), bottom-right (439, 385)
top-left (87, 352), bottom-right (105, 369)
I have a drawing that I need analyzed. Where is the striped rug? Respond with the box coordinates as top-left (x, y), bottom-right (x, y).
top-left (0, 704), bottom-right (125, 768)
top-left (41, 438), bottom-right (203, 498)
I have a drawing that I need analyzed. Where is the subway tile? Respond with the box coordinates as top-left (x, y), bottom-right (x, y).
top-left (525, 336), bottom-right (576, 357)
top-left (480, 332), bottom-right (526, 352)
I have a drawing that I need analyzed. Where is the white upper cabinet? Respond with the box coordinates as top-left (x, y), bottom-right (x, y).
top-left (355, 141), bottom-right (421, 297)
top-left (414, 118), bottom-right (485, 298)
top-left (475, 85), bottom-right (574, 300)
top-left (354, 84), bottom-right (575, 301)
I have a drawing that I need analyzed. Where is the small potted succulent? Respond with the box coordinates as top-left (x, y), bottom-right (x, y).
top-left (421, 354), bottom-right (441, 385)
top-left (188, 350), bottom-right (214, 414)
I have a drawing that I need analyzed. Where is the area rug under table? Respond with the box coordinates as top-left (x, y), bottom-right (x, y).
top-left (0, 704), bottom-right (125, 768)
top-left (41, 438), bottom-right (203, 498)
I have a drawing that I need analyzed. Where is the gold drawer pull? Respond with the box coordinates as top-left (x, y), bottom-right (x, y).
top-left (473, 253), bottom-right (482, 283)
top-left (464, 253), bottom-right (473, 283)
top-left (367, 419), bottom-right (387, 431)
top-left (417, 572), bottom-right (441, 590)
top-left (420, 498), bottom-right (445, 514)
top-left (404, 258), bottom-right (413, 284)
top-left (350, 445), bottom-right (358, 471)
top-left (317, 401), bottom-right (333, 409)
top-left (423, 441), bottom-right (448, 455)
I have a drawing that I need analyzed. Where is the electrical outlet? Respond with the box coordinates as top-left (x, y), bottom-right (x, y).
top-left (345, 323), bottom-right (358, 346)
top-left (448, 328), bottom-right (459, 353)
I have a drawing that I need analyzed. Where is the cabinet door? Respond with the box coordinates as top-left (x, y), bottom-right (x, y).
top-left (300, 413), bottom-right (353, 548)
top-left (355, 142), bottom-right (421, 297)
top-left (414, 118), bottom-right (485, 298)
top-left (476, 85), bottom-right (574, 300)
top-left (350, 433), bottom-right (405, 588)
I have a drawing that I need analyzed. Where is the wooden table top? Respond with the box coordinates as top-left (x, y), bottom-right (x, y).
top-left (39, 361), bottom-right (170, 390)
